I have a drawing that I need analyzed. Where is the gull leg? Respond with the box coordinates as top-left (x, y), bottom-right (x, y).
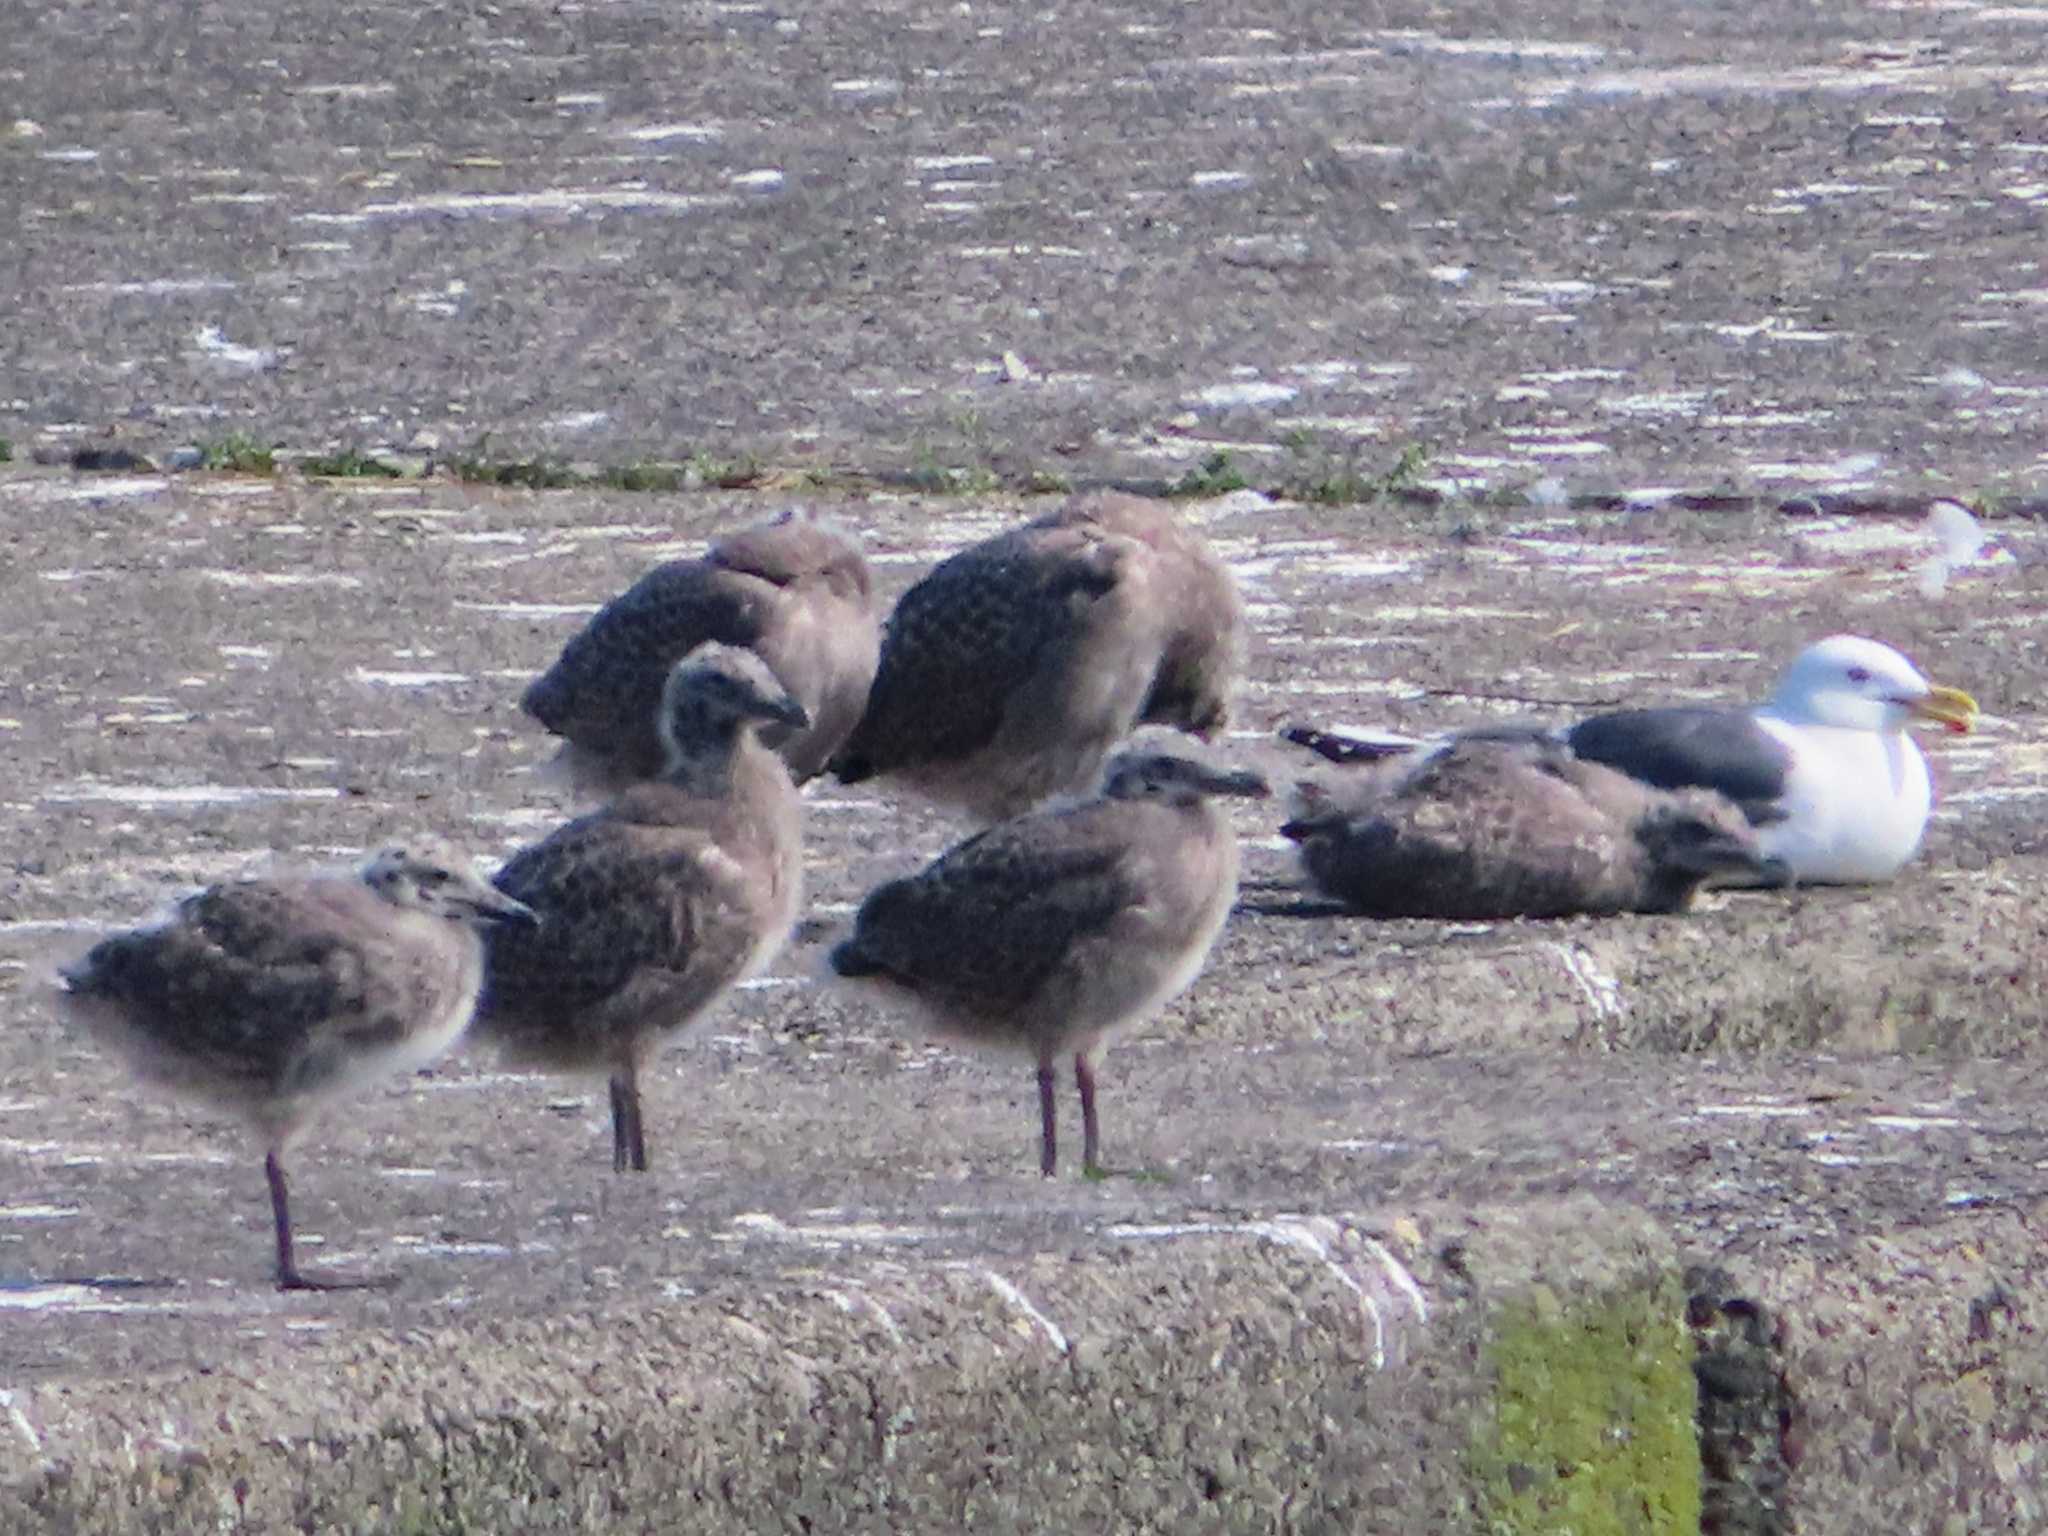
top-left (1037, 1045), bottom-right (1059, 1178)
top-left (267, 1149), bottom-right (307, 1290)
top-left (268, 1149), bottom-right (389, 1292)
top-left (1074, 1050), bottom-right (1102, 1177)
top-left (610, 1064), bottom-right (649, 1173)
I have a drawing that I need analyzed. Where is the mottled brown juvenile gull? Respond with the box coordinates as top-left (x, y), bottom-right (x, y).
top-left (829, 493), bottom-right (1244, 823)
top-left (480, 642), bottom-right (807, 1172)
top-left (522, 507), bottom-right (876, 794)
top-left (829, 736), bottom-right (1268, 1176)
top-left (1282, 734), bottom-right (1770, 920)
top-left (56, 842), bottom-right (536, 1291)
top-left (1056, 491), bottom-right (1246, 737)
top-left (1287, 635), bottom-right (1977, 886)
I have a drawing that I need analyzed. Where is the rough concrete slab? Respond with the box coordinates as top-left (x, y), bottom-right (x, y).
top-left (0, 475), bottom-right (2044, 1530)
top-left (7, 0), bottom-right (2048, 501)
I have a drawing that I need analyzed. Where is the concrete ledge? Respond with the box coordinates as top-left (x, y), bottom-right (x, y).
top-left (6, 1198), bottom-right (2042, 1534)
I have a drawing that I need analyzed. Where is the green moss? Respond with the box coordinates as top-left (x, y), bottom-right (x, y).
top-left (448, 455), bottom-right (580, 489)
top-left (198, 432), bottom-right (277, 474)
top-left (302, 446), bottom-right (404, 478)
top-left (1168, 449), bottom-right (1249, 498)
top-left (600, 460), bottom-right (685, 493)
top-left (1469, 1280), bottom-right (1701, 1536)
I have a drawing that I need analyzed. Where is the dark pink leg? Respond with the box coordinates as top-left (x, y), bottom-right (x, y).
top-left (1037, 1047), bottom-right (1058, 1177)
top-left (266, 1149), bottom-right (309, 1290)
top-left (610, 1065), bottom-right (648, 1173)
top-left (1074, 1051), bottom-right (1102, 1176)
top-left (268, 1150), bottom-right (388, 1292)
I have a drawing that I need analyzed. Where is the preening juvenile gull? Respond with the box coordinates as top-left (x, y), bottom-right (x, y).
top-left (56, 842), bottom-right (537, 1291)
top-left (480, 643), bottom-right (807, 1172)
top-left (1288, 635), bottom-right (1976, 886)
top-left (829, 736), bottom-right (1268, 1177)
top-left (1060, 491), bottom-right (1246, 737)
top-left (1282, 734), bottom-right (1771, 919)
top-left (829, 493), bottom-right (1244, 823)
top-left (522, 508), bottom-right (877, 794)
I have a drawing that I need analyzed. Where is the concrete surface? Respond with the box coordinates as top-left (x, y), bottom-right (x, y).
top-left (8, 0), bottom-right (2048, 1527)
top-left (8, 0), bottom-right (2048, 502)
top-left (0, 475), bottom-right (2043, 1532)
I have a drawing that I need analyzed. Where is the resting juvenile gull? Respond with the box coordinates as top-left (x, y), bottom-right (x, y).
top-left (1282, 735), bottom-right (1771, 919)
top-left (829, 736), bottom-right (1268, 1177)
top-left (829, 493), bottom-right (1244, 823)
top-left (1287, 635), bottom-right (1976, 886)
top-left (56, 842), bottom-right (536, 1291)
top-left (480, 643), bottom-right (807, 1173)
top-left (522, 508), bottom-right (877, 794)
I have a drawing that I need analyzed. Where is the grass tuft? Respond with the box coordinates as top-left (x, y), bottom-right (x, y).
top-left (1169, 449), bottom-right (1250, 498)
top-left (301, 447), bottom-right (404, 479)
top-left (448, 456), bottom-right (580, 490)
top-left (600, 462), bottom-right (685, 493)
top-left (198, 433), bottom-right (277, 475)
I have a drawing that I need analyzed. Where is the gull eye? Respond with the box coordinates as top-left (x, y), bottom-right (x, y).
top-left (1846, 665), bottom-right (1872, 684)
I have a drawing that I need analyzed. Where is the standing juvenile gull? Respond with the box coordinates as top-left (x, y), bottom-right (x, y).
top-left (479, 643), bottom-right (807, 1172)
top-left (522, 507), bottom-right (877, 794)
top-left (55, 842), bottom-right (536, 1291)
top-left (829, 736), bottom-right (1268, 1177)
top-left (1282, 734), bottom-right (1771, 919)
top-left (1286, 635), bottom-right (1977, 886)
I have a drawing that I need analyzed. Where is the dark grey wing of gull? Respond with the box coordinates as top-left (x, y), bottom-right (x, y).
top-left (830, 528), bottom-right (1119, 784)
top-left (832, 811), bottom-right (1137, 1014)
top-left (522, 563), bottom-right (767, 781)
top-left (61, 882), bottom-right (390, 1098)
top-left (1565, 707), bottom-right (1794, 824)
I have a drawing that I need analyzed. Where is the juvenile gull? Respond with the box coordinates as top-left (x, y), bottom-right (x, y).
top-left (829, 736), bottom-right (1268, 1176)
top-left (1287, 635), bottom-right (1977, 886)
top-left (522, 508), bottom-right (877, 794)
top-left (480, 643), bottom-right (807, 1172)
top-left (55, 842), bottom-right (536, 1291)
top-left (1062, 492), bottom-right (1246, 737)
top-left (1282, 734), bottom-right (1771, 919)
top-left (829, 493), bottom-right (1245, 822)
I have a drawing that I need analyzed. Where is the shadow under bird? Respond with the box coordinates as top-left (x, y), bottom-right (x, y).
top-left (829, 492), bottom-right (1245, 823)
top-left (1285, 634), bottom-right (1978, 886)
top-left (521, 507), bottom-right (877, 795)
top-left (1282, 733), bottom-right (1772, 920)
top-left (829, 736), bottom-right (1268, 1177)
top-left (479, 642), bottom-right (807, 1172)
top-left (55, 843), bottom-right (536, 1291)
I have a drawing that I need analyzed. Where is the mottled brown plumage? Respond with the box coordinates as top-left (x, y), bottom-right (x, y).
top-left (481, 643), bottom-right (807, 1172)
top-left (56, 842), bottom-right (535, 1290)
top-left (830, 494), bottom-right (1243, 822)
top-left (1282, 734), bottom-right (1770, 920)
top-left (1051, 491), bottom-right (1245, 737)
top-left (523, 508), bottom-right (876, 793)
top-left (831, 738), bottom-right (1268, 1175)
